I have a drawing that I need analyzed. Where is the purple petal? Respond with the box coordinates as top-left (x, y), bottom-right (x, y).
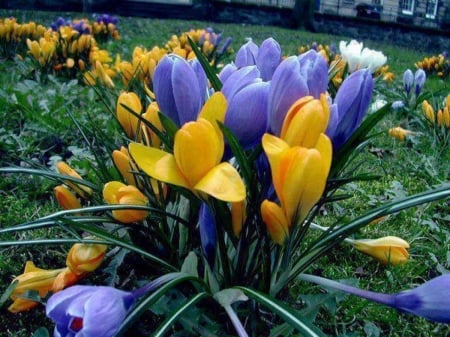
top-left (325, 102), bottom-right (339, 140)
top-left (268, 56), bottom-right (309, 135)
top-left (199, 202), bottom-right (217, 266)
top-left (256, 38), bottom-right (282, 81)
top-left (298, 50), bottom-right (329, 98)
top-left (189, 58), bottom-right (208, 105)
top-left (153, 55), bottom-right (179, 126)
top-left (219, 63), bottom-right (238, 84)
top-left (221, 66), bottom-right (260, 100)
top-left (225, 81), bottom-right (270, 148)
top-left (235, 40), bottom-right (258, 68)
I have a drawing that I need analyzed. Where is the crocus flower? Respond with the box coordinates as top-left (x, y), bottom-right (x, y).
top-left (221, 66), bottom-right (270, 149)
top-left (8, 262), bottom-right (66, 313)
top-left (57, 162), bottom-right (92, 199)
top-left (129, 118), bottom-right (245, 203)
top-left (414, 69), bottom-right (426, 96)
top-left (260, 133), bottom-right (332, 243)
top-left (66, 243), bottom-right (107, 276)
top-left (255, 37), bottom-right (282, 81)
top-left (141, 101), bottom-right (164, 148)
top-left (103, 181), bottom-right (149, 223)
top-left (116, 91), bottom-right (142, 139)
top-left (153, 54), bottom-right (207, 127)
top-left (348, 236), bottom-right (410, 265)
top-left (280, 95), bottom-right (330, 148)
top-left (268, 56), bottom-right (309, 135)
top-left (326, 68), bottom-right (374, 151)
top-left (234, 39), bottom-right (258, 67)
top-left (388, 126), bottom-right (415, 141)
top-left (231, 200), bottom-right (246, 237)
top-left (339, 40), bottom-right (386, 73)
top-left (112, 146), bottom-right (139, 187)
top-left (199, 202), bottom-right (217, 266)
top-left (403, 69), bottom-right (414, 96)
top-left (298, 50), bottom-right (328, 98)
top-left (54, 185), bottom-right (82, 210)
top-left (300, 273), bottom-right (450, 323)
top-left (46, 285), bottom-right (135, 337)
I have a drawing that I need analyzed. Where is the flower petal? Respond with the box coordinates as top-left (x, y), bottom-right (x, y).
top-left (194, 162), bottom-right (246, 202)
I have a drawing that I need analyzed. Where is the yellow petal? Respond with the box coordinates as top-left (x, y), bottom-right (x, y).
top-left (261, 200), bottom-right (289, 245)
top-left (261, 133), bottom-right (289, 197)
top-left (174, 119), bottom-right (223, 188)
top-left (352, 236), bottom-right (410, 265)
top-left (129, 142), bottom-right (189, 189)
top-left (194, 162), bottom-right (246, 202)
top-left (102, 181), bottom-right (125, 204)
top-left (198, 92), bottom-right (227, 132)
top-left (315, 134), bottom-right (333, 178)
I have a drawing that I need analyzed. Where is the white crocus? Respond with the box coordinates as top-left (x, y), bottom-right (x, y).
top-left (340, 40), bottom-right (387, 73)
top-left (361, 48), bottom-right (387, 73)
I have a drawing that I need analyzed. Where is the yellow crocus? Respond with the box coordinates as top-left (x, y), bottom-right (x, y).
top-left (260, 199), bottom-right (289, 245)
top-left (57, 161), bottom-right (92, 199)
top-left (350, 236), bottom-right (410, 265)
top-left (141, 102), bottom-right (164, 148)
top-left (129, 118), bottom-right (245, 203)
top-left (261, 133), bottom-right (332, 242)
top-left (54, 185), bottom-right (82, 210)
top-left (112, 146), bottom-right (139, 186)
top-left (117, 91), bottom-right (142, 139)
top-left (388, 126), bottom-right (415, 141)
top-left (103, 181), bottom-right (149, 223)
top-left (8, 262), bottom-right (66, 313)
top-left (66, 242), bottom-right (107, 276)
top-left (231, 200), bottom-right (246, 237)
top-left (280, 94), bottom-right (330, 148)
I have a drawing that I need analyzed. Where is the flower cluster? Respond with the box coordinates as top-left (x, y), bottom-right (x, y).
top-left (415, 52), bottom-right (450, 78)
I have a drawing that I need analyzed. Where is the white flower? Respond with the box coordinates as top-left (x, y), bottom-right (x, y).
top-left (339, 40), bottom-right (387, 73)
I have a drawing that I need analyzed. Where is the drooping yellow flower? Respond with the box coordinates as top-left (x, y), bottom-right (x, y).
top-left (388, 126), bottom-right (415, 141)
top-left (66, 242), bottom-right (107, 276)
top-left (112, 146), bottom-right (140, 187)
top-left (57, 162), bottom-right (92, 199)
top-left (141, 102), bottom-right (164, 148)
top-left (280, 94), bottom-right (330, 148)
top-left (54, 185), bottom-right (82, 210)
top-left (350, 236), bottom-right (410, 265)
top-left (8, 262), bottom-right (66, 313)
top-left (261, 133), bottom-right (332, 243)
top-left (231, 200), bottom-right (246, 237)
top-left (117, 91), bottom-right (142, 139)
top-left (129, 118), bottom-right (245, 203)
top-left (103, 181), bottom-right (149, 223)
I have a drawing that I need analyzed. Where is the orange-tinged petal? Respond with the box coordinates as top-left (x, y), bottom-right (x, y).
top-left (315, 133), bottom-right (333, 177)
top-left (56, 162), bottom-right (92, 198)
top-left (112, 148), bottom-right (138, 186)
top-left (231, 200), bottom-right (246, 237)
top-left (117, 91), bottom-right (142, 138)
top-left (102, 180), bottom-right (124, 204)
top-left (352, 236), bottom-right (410, 265)
top-left (261, 200), bottom-right (289, 245)
top-left (174, 119), bottom-right (223, 188)
top-left (142, 102), bottom-right (163, 147)
top-left (261, 133), bottom-right (289, 196)
top-left (129, 142), bottom-right (189, 189)
top-left (54, 185), bottom-right (82, 210)
top-left (194, 162), bottom-right (246, 202)
top-left (66, 243), bottom-right (107, 275)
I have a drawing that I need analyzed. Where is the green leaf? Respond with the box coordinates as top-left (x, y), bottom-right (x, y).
top-left (0, 280), bottom-right (17, 308)
top-left (151, 292), bottom-right (209, 337)
top-left (187, 36), bottom-right (222, 92)
top-left (181, 251), bottom-right (199, 277)
top-left (236, 287), bottom-right (326, 337)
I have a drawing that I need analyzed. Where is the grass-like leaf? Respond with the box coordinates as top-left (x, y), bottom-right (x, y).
top-left (235, 287), bottom-right (326, 337)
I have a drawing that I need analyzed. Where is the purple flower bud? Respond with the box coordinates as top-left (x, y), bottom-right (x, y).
top-left (256, 38), bottom-right (282, 81)
top-left (221, 66), bottom-right (260, 100)
top-left (46, 285), bottom-right (135, 337)
top-left (153, 54), bottom-right (207, 127)
top-left (326, 68), bottom-right (374, 150)
top-left (235, 40), bottom-right (258, 68)
top-left (199, 202), bottom-right (217, 266)
top-left (298, 50), bottom-right (329, 99)
top-left (217, 37), bottom-right (233, 57)
top-left (219, 63), bottom-right (238, 84)
top-left (414, 69), bottom-right (426, 97)
top-left (403, 69), bottom-right (414, 96)
top-left (268, 56), bottom-right (309, 135)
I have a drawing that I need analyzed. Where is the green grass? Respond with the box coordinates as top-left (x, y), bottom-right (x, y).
top-left (0, 8), bottom-right (449, 337)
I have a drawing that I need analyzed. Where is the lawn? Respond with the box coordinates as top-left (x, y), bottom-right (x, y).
top-left (0, 8), bottom-right (449, 337)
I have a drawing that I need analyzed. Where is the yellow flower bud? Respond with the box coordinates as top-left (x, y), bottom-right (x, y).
top-left (351, 236), bottom-right (410, 265)
top-left (66, 242), bottom-right (107, 276)
top-left (57, 161), bottom-right (92, 198)
top-left (103, 181), bottom-right (149, 223)
top-left (117, 91), bottom-right (142, 139)
top-left (261, 200), bottom-right (289, 245)
top-left (388, 127), bottom-right (414, 141)
top-left (112, 146), bottom-right (139, 186)
top-left (54, 185), bottom-right (82, 210)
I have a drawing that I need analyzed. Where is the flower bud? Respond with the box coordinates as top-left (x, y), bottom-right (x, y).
top-left (117, 91), bottom-right (142, 139)
top-left (66, 242), bottom-right (107, 275)
top-left (351, 236), bottom-right (409, 265)
top-left (54, 185), bottom-right (82, 210)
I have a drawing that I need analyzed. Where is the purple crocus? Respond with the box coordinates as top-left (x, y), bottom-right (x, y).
top-left (46, 273), bottom-right (181, 337)
top-left (153, 54), bottom-right (207, 127)
top-left (235, 39), bottom-right (258, 68)
top-left (326, 68), bottom-right (374, 151)
top-left (403, 69), bottom-right (414, 96)
top-left (255, 38), bottom-right (282, 81)
top-left (199, 202), bottom-right (217, 266)
top-left (268, 55), bottom-right (309, 135)
top-left (46, 285), bottom-right (135, 337)
top-left (298, 50), bottom-right (328, 99)
top-left (221, 66), bottom-right (270, 150)
top-left (300, 273), bottom-right (450, 323)
top-left (414, 69), bottom-right (426, 97)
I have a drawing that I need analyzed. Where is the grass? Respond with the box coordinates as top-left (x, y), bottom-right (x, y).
top-left (0, 8), bottom-right (449, 337)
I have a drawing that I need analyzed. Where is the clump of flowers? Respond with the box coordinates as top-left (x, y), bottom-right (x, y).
top-left (415, 52), bottom-right (450, 79)
top-left (1, 32), bottom-right (449, 337)
top-left (0, 17), bottom-right (47, 59)
top-left (421, 95), bottom-right (450, 145)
